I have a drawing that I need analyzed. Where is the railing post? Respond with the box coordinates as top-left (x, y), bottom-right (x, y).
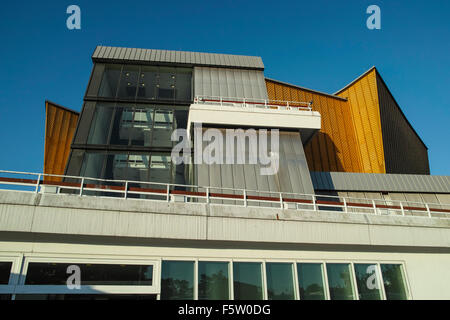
top-left (425, 203), bottom-right (431, 218)
top-left (312, 195), bottom-right (317, 211)
top-left (343, 197), bottom-right (347, 213)
top-left (243, 189), bottom-right (247, 207)
top-left (206, 187), bottom-right (210, 204)
top-left (243, 98), bottom-right (246, 107)
top-left (166, 185), bottom-right (170, 202)
top-left (279, 192), bottom-right (283, 209)
top-left (400, 201), bottom-right (405, 216)
top-left (124, 181), bottom-right (128, 199)
top-left (79, 177), bottom-right (84, 196)
top-left (372, 200), bottom-right (377, 215)
top-left (35, 174), bottom-right (41, 193)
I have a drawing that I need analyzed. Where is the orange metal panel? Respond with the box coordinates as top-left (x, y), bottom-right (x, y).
top-left (336, 69), bottom-right (385, 173)
top-left (44, 101), bottom-right (79, 181)
top-left (265, 79), bottom-right (363, 173)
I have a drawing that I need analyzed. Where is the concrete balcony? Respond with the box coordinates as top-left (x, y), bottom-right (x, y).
top-left (187, 96), bottom-right (321, 144)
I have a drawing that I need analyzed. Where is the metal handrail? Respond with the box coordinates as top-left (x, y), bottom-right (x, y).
top-left (194, 95), bottom-right (313, 111)
top-left (0, 169), bottom-right (449, 219)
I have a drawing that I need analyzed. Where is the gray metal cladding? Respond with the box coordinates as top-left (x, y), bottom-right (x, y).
top-left (194, 131), bottom-right (315, 199)
top-left (193, 67), bottom-right (268, 99)
top-left (92, 46), bottom-right (264, 70)
top-left (376, 74), bottom-right (430, 174)
top-left (310, 171), bottom-right (450, 194)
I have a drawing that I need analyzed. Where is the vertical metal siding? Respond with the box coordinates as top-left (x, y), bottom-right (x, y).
top-left (44, 102), bottom-right (79, 182)
top-left (336, 69), bottom-right (386, 174)
top-left (194, 67), bottom-right (268, 99)
top-left (376, 73), bottom-right (430, 174)
top-left (265, 79), bottom-right (363, 173)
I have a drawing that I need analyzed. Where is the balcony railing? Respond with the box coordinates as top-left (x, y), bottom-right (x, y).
top-left (194, 95), bottom-right (313, 111)
top-left (0, 170), bottom-right (449, 219)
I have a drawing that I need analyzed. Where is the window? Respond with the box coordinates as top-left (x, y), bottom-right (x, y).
top-left (118, 66), bottom-right (139, 99)
top-left (233, 262), bottom-right (263, 300)
top-left (0, 262), bottom-right (12, 285)
top-left (326, 263), bottom-right (355, 300)
top-left (87, 104), bottom-right (114, 145)
top-left (86, 103), bottom-right (187, 148)
top-left (98, 64), bottom-right (121, 97)
top-left (297, 263), bottom-right (326, 300)
top-left (381, 264), bottom-right (409, 300)
top-left (96, 64), bottom-right (192, 101)
top-left (25, 263), bottom-right (153, 285)
top-left (265, 263), bottom-right (295, 300)
top-left (138, 66), bottom-right (158, 100)
top-left (161, 261), bottom-right (194, 300)
top-left (198, 262), bottom-right (229, 300)
top-left (354, 264), bottom-right (383, 300)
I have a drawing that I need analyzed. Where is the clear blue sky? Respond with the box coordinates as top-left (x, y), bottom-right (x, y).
top-left (0, 0), bottom-right (448, 175)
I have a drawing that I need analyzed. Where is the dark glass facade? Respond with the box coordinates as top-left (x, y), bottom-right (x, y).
top-left (65, 62), bottom-right (193, 186)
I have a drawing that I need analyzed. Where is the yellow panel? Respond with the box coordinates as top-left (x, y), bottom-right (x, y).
top-left (44, 101), bottom-right (79, 181)
top-left (336, 69), bottom-right (385, 173)
top-left (265, 79), bottom-right (363, 173)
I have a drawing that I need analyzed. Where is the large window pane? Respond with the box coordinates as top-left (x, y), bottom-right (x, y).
top-left (157, 67), bottom-right (176, 100)
top-left (297, 263), bottom-right (326, 300)
top-left (25, 263), bottom-right (153, 285)
top-left (381, 264), bottom-right (408, 300)
top-left (198, 262), bottom-right (229, 300)
top-left (110, 106), bottom-right (133, 145)
top-left (138, 66), bottom-right (158, 100)
top-left (129, 106), bottom-right (153, 146)
top-left (98, 65), bottom-right (121, 97)
top-left (87, 104), bottom-right (114, 145)
top-left (175, 68), bottom-right (192, 101)
top-left (233, 262), bottom-right (263, 300)
top-left (80, 152), bottom-right (106, 179)
top-left (354, 264), bottom-right (382, 300)
top-left (326, 263), bottom-right (355, 300)
top-left (149, 155), bottom-right (171, 183)
top-left (0, 262), bottom-right (12, 285)
top-left (152, 109), bottom-right (174, 147)
top-left (118, 66), bottom-right (139, 99)
top-left (265, 263), bottom-right (295, 300)
top-left (161, 261), bottom-right (194, 300)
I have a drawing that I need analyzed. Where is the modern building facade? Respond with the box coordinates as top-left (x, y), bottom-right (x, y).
top-left (0, 46), bottom-right (449, 300)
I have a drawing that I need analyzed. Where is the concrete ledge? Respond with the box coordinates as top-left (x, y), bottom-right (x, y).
top-left (0, 190), bottom-right (449, 248)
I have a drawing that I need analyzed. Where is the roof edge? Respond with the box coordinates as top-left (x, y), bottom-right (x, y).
top-left (45, 100), bottom-right (80, 115)
top-left (333, 66), bottom-right (377, 95)
top-left (265, 77), bottom-right (348, 102)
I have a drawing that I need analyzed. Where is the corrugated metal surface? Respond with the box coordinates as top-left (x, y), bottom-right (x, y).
top-left (265, 79), bottom-right (363, 173)
top-left (92, 46), bottom-right (264, 70)
top-left (195, 130), bottom-right (314, 197)
top-left (310, 171), bottom-right (450, 193)
top-left (376, 72), bottom-right (430, 174)
top-left (44, 101), bottom-right (79, 182)
top-left (194, 67), bottom-right (268, 99)
top-left (335, 68), bottom-right (386, 174)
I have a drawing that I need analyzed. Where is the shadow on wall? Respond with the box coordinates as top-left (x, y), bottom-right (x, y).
top-left (305, 132), bottom-right (346, 173)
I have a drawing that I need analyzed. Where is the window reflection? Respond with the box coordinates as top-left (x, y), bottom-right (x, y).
top-left (198, 262), bottom-right (229, 300)
top-left (265, 263), bottom-right (295, 300)
top-left (354, 264), bottom-right (383, 300)
top-left (233, 262), bottom-right (263, 300)
top-left (161, 261), bottom-right (194, 300)
top-left (381, 264), bottom-right (408, 300)
top-left (297, 263), bottom-right (326, 300)
top-left (326, 263), bottom-right (355, 300)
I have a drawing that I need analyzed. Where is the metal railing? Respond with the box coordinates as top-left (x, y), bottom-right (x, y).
top-left (194, 95), bottom-right (313, 111)
top-left (0, 170), bottom-right (449, 219)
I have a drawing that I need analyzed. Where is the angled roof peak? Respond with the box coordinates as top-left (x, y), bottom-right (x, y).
top-left (334, 66), bottom-right (377, 95)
